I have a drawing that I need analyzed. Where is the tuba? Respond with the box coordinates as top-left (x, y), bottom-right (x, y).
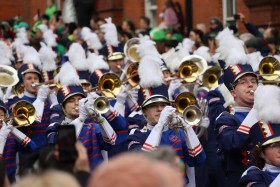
top-left (178, 55), bottom-right (208, 83)
top-left (259, 56), bottom-right (280, 83)
top-left (7, 100), bottom-right (37, 127)
top-left (124, 38), bottom-right (141, 62)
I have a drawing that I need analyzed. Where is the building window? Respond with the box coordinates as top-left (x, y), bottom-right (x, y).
top-left (145, 0), bottom-right (157, 28)
top-left (222, 0), bottom-right (237, 27)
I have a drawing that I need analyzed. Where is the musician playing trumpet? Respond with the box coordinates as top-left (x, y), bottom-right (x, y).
top-left (127, 36), bottom-right (206, 184)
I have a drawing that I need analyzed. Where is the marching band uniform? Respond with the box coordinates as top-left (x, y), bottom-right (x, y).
top-left (46, 62), bottom-right (117, 170)
top-left (127, 36), bottom-right (206, 184)
top-left (240, 85), bottom-right (280, 187)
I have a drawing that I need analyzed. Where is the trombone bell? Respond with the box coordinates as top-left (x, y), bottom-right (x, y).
top-left (202, 66), bottom-right (221, 89)
top-left (259, 56), bottom-right (280, 81)
top-left (124, 38), bottom-right (141, 62)
top-left (11, 100), bottom-right (36, 126)
top-left (98, 72), bottom-right (122, 98)
top-left (126, 62), bottom-right (140, 88)
top-left (178, 55), bottom-right (207, 83)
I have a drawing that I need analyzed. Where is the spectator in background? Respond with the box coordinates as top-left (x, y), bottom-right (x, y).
top-left (136, 16), bottom-right (151, 36)
top-left (189, 29), bottom-right (205, 47)
top-left (45, 0), bottom-right (57, 22)
top-left (0, 159), bottom-right (10, 187)
top-left (74, 0), bottom-right (95, 27)
top-left (163, 0), bottom-right (178, 29)
top-left (174, 2), bottom-right (184, 35)
top-left (208, 17), bottom-right (223, 34)
top-left (41, 14), bottom-right (50, 27)
top-left (196, 23), bottom-right (207, 35)
top-left (121, 18), bottom-right (135, 37)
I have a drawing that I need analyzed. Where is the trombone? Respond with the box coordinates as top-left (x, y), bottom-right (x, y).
top-left (88, 72), bottom-right (122, 98)
top-left (1, 100), bottom-right (36, 128)
top-left (258, 56), bottom-right (280, 84)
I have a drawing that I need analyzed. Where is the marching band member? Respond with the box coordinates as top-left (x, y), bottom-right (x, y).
top-left (0, 99), bottom-right (38, 182)
top-left (10, 46), bottom-right (51, 148)
top-left (127, 36), bottom-right (206, 184)
top-left (214, 28), bottom-right (260, 187)
top-left (240, 85), bottom-right (280, 187)
top-left (46, 62), bottom-right (117, 170)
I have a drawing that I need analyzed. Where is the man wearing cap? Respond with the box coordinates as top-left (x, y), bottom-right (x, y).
top-left (215, 64), bottom-right (259, 187)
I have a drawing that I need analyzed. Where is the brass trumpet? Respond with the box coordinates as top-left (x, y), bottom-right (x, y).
top-left (88, 96), bottom-right (110, 117)
top-left (202, 66), bottom-right (221, 89)
top-left (2, 100), bottom-right (37, 127)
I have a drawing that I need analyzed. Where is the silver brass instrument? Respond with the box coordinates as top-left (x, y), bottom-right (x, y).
top-left (169, 92), bottom-right (204, 137)
top-left (0, 65), bottom-right (19, 87)
top-left (87, 96), bottom-right (110, 118)
top-left (124, 38), bottom-right (141, 62)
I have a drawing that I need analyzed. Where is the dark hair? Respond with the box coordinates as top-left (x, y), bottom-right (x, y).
top-left (252, 144), bottom-right (266, 169)
top-left (141, 16), bottom-right (150, 26)
top-left (165, 39), bottom-right (179, 48)
top-left (191, 29), bottom-right (204, 40)
top-left (165, 0), bottom-right (175, 8)
top-left (67, 22), bottom-right (77, 35)
top-left (125, 19), bottom-right (135, 32)
top-left (41, 14), bottom-right (50, 21)
top-left (229, 25), bottom-right (238, 34)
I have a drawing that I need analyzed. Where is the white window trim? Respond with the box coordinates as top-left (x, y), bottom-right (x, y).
top-left (222, 0), bottom-right (237, 26)
top-left (145, 0), bottom-right (158, 27)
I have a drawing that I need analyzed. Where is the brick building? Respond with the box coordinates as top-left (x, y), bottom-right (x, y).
top-left (0, 0), bottom-right (279, 36)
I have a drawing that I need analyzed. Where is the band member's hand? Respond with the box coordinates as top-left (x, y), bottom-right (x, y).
top-left (168, 79), bottom-right (182, 96)
top-left (37, 85), bottom-right (50, 101)
top-left (157, 106), bottom-right (176, 128)
top-left (200, 117), bottom-right (210, 128)
top-left (116, 85), bottom-right (129, 104)
top-left (78, 98), bottom-right (88, 122)
top-left (0, 121), bottom-right (12, 139)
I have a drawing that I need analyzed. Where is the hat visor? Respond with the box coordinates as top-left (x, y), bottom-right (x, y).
top-left (107, 52), bottom-right (124, 61)
top-left (142, 95), bottom-right (170, 109)
top-left (62, 92), bottom-right (86, 106)
top-left (262, 136), bottom-right (280, 146)
top-left (21, 69), bottom-right (42, 82)
top-left (234, 72), bottom-right (258, 83)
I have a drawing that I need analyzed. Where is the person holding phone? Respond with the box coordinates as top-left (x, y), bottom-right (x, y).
top-left (46, 62), bottom-right (117, 170)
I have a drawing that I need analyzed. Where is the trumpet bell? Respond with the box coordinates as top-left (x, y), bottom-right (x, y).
top-left (179, 55), bottom-right (207, 82)
top-left (0, 65), bottom-right (19, 87)
top-left (98, 72), bottom-right (122, 98)
top-left (11, 100), bottom-right (36, 126)
top-left (175, 92), bottom-right (197, 114)
top-left (202, 66), bottom-right (221, 89)
top-left (94, 96), bottom-right (110, 114)
top-left (126, 62), bottom-right (140, 88)
top-left (182, 105), bottom-right (202, 126)
top-left (124, 38), bottom-right (141, 62)
top-left (259, 56), bottom-right (280, 81)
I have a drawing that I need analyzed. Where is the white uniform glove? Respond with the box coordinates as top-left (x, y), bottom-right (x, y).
top-left (3, 86), bottom-right (13, 102)
top-left (85, 96), bottom-right (103, 122)
top-left (127, 86), bottom-right (138, 101)
top-left (157, 106), bottom-right (176, 129)
top-left (37, 85), bottom-right (50, 102)
top-left (200, 117), bottom-right (210, 129)
top-left (168, 79), bottom-right (182, 99)
top-left (116, 85), bottom-right (129, 104)
top-left (78, 98), bottom-right (88, 122)
top-left (0, 121), bottom-right (12, 139)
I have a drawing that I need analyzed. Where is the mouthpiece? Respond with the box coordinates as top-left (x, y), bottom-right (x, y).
top-left (75, 107), bottom-right (79, 112)
top-left (250, 90), bottom-right (254, 95)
